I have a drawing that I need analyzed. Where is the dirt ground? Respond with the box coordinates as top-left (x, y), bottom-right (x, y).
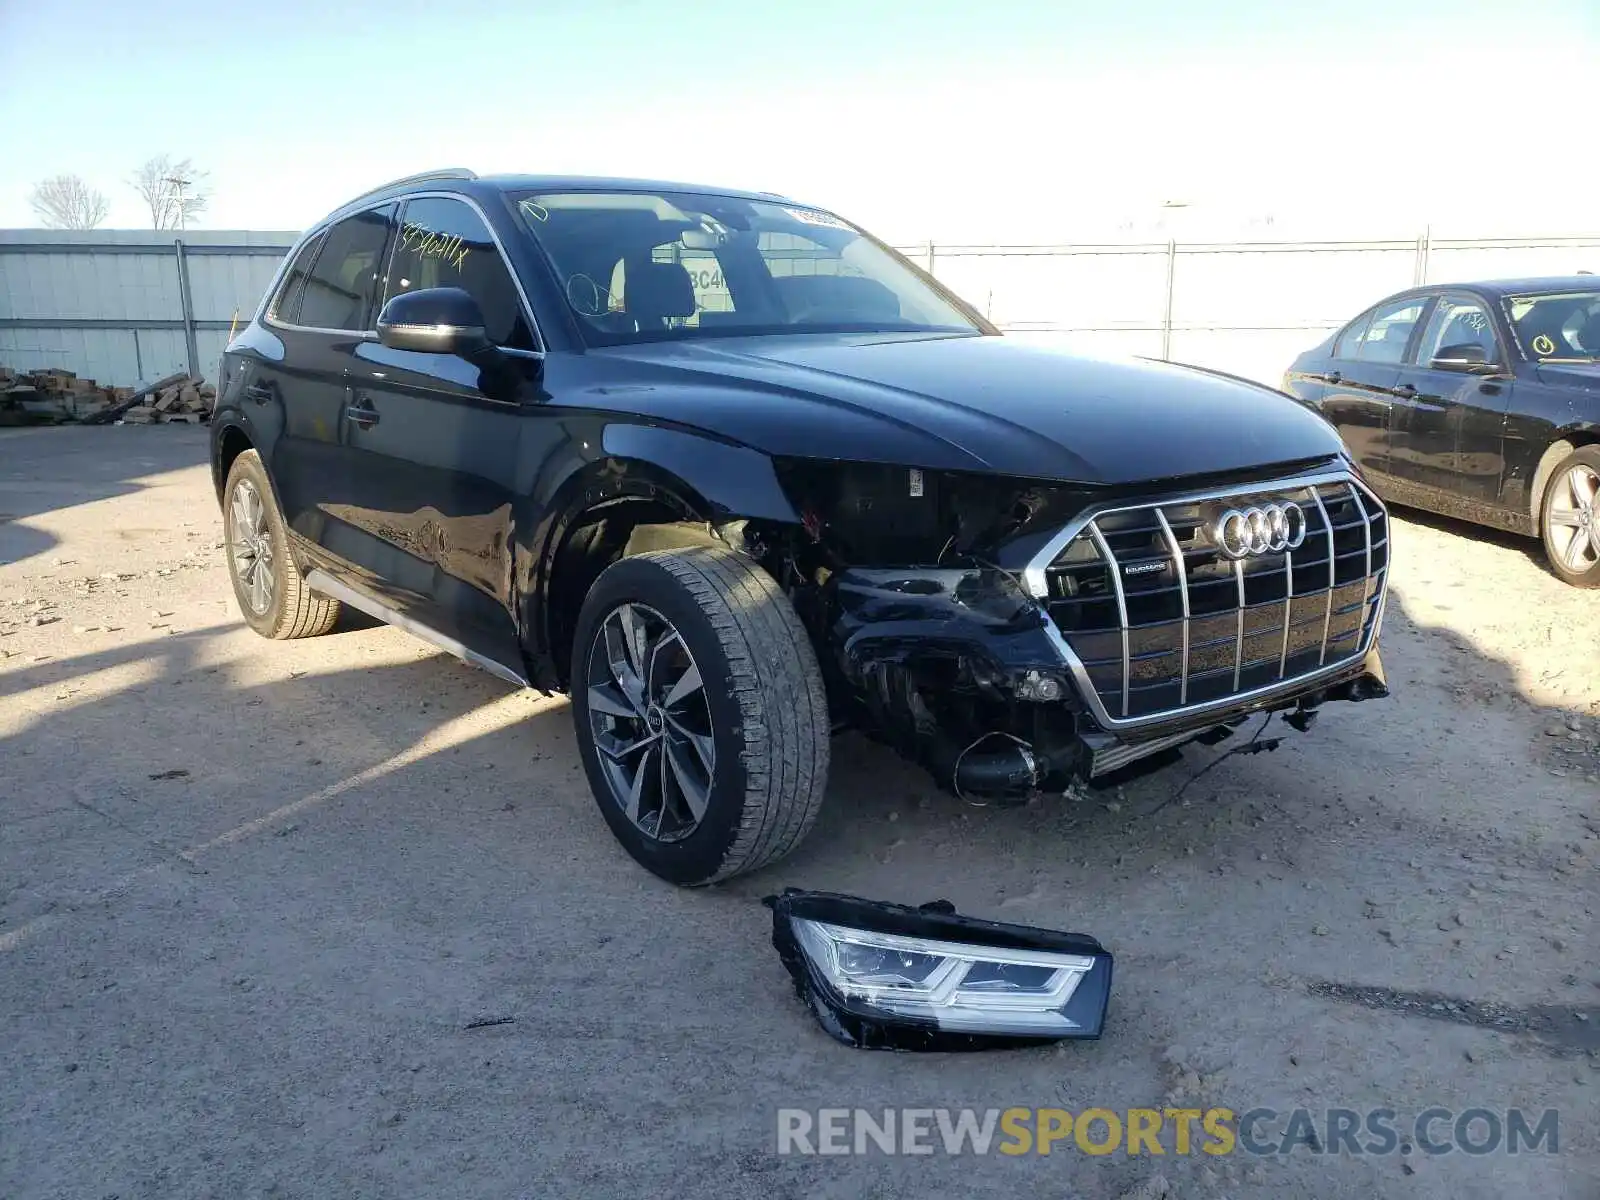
top-left (1, 425), bottom-right (1595, 1200)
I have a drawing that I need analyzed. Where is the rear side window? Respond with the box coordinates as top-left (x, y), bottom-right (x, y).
top-left (384, 197), bottom-right (535, 349)
top-left (297, 207), bottom-right (395, 331)
top-left (269, 232), bottom-right (324, 324)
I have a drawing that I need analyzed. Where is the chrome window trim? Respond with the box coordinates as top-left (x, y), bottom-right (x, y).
top-left (260, 203), bottom-right (396, 337)
top-left (1023, 467), bottom-right (1389, 734)
top-left (388, 190), bottom-right (545, 352)
top-left (259, 190), bottom-right (546, 352)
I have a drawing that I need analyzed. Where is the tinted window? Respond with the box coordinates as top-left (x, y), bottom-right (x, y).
top-left (297, 207), bottom-right (394, 331)
top-left (270, 232), bottom-right (324, 324)
top-left (511, 190), bottom-right (978, 347)
top-left (1357, 298), bottom-right (1427, 364)
top-left (385, 197), bottom-right (534, 349)
top-left (1333, 310), bottom-right (1372, 359)
top-left (1506, 290), bottom-right (1600, 361)
top-left (1414, 295), bottom-right (1499, 364)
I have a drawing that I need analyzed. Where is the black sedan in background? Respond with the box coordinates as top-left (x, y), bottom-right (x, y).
top-left (1284, 277), bottom-right (1600, 585)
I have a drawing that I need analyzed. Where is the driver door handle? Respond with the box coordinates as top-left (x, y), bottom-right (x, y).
top-left (1391, 383), bottom-right (1417, 399)
top-left (1325, 369), bottom-right (1342, 384)
top-left (344, 402), bottom-right (380, 428)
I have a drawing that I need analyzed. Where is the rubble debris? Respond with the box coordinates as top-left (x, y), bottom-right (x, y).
top-left (0, 365), bottom-right (212, 426)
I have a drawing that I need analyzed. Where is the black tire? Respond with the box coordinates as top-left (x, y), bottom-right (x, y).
top-left (222, 450), bottom-right (342, 638)
top-left (1539, 445), bottom-right (1600, 588)
top-left (570, 546), bottom-right (830, 885)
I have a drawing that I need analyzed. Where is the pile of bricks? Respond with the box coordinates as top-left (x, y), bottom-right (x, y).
top-left (0, 366), bottom-right (212, 426)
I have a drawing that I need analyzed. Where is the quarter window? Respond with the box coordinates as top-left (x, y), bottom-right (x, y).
top-left (269, 231), bottom-right (325, 324)
top-left (1355, 298), bottom-right (1427, 364)
top-left (1414, 296), bottom-right (1499, 365)
top-left (296, 207), bottom-right (394, 331)
top-left (385, 197), bottom-right (534, 349)
top-left (1333, 311), bottom-right (1373, 360)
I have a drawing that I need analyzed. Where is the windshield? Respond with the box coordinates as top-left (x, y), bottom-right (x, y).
top-left (510, 190), bottom-right (982, 346)
top-left (1505, 289), bottom-right (1600, 361)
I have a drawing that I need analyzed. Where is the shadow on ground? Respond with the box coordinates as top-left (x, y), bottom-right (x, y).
top-left (0, 427), bottom-right (208, 566)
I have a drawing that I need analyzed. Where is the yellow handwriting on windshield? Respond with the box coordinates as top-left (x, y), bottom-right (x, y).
top-left (400, 222), bottom-right (469, 271)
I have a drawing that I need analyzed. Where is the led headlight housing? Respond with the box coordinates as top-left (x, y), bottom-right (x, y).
top-left (766, 889), bottom-right (1113, 1051)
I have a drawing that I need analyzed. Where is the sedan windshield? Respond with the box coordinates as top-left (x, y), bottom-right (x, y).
top-left (1505, 289), bottom-right (1600, 361)
top-left (510, 190), bottom-right (981, 346)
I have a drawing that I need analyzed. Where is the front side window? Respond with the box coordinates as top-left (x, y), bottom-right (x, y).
top-left (1414, 295), bottom-right (1499, 365)
top-left (297, 207), bottom-right (394, 331)
top-left (1505, 290), bottom-right (1600, 361)
top-left (384, 197), bottom-right (535, 349)
top-left (269, 231), bottom-right (325, 324)
top-left (511, 190), bottom-right (980, 346)
top-left (1356, 297), bottom-right (1427, 364)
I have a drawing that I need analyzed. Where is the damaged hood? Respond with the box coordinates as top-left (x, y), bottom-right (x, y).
top-left (587, 333), bottom-right (1345, 485)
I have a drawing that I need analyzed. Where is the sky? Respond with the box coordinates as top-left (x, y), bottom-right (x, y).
top-left (2, 0), bottom-right (1597, 243)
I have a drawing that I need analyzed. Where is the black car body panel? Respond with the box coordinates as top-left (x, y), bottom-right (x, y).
top-left (584, 334), bottom-right (1347, 482)
top-left (213, 170), bottom-right (1390, 799)
top-left (1285, 277), bottom-right (1600, 537)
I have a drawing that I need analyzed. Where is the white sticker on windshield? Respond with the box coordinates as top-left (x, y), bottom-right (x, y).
top-left (783, 207), bottom-right (851, 231)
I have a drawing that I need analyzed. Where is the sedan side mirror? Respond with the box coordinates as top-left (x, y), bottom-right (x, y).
top-left (1429, 342), bottom-right (1496, 372)
top-left (376, 287), bottom-right (491, 357)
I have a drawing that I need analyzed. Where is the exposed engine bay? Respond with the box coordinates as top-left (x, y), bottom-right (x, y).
top-left (554, 457), bottom-right (1389, 805)
top-left (754, 460), bottom-right (1388, 803)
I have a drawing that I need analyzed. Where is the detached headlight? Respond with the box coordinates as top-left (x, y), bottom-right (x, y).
top-left (766, 890), bottom-right (1113, 1051)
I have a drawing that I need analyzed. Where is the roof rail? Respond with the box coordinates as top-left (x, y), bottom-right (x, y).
top-left (339, 167), bottom-right (478, 209)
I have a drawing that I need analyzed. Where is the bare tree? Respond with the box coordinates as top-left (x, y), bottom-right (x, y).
top-left (28, 175), bottom-right (110, 229)
top-left (129, 155), bottom-right (210, 230)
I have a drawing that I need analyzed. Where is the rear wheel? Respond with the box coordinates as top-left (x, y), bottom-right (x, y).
top-left (1540, 447), bottom-right (1600, 587)
top-left (223, 450), bottom-right (342, 638)
top-left (570, 546), bottom-right (830, 885)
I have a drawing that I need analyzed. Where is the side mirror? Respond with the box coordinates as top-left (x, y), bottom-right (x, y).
top-left (376, 287), bottom-right (490, 357)
top-left (1429, 343), bottom-right (1495, 372)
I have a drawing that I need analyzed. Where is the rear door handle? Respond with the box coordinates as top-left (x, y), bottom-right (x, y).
top-left (1391, 383), bottom-right (1417, 399)
top-left (344, 403), bottom-right (380, 428)
top-left (1325, 370), bottom-right (1341, 384)
top-left (243, 383), bottom-right (272, 405)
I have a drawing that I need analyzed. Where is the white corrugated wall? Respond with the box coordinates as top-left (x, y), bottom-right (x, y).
top-left (0, 229), bottom-right (295, 386)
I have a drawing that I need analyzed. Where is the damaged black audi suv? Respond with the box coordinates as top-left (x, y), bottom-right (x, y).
top-left (210, 168), bottom-right (1391, 884)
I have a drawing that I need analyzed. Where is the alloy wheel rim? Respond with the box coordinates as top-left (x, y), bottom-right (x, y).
top-left (1547, 464), bottom-right (1600, 574)
top-left (228, 478), bottom-right (276, 615)
top-left (585, 603), bottom-right (715, 842)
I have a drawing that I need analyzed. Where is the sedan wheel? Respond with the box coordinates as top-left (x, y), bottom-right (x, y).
top-left (1540, 448), bottom-right (1600, 587)
top-left (585, 602), bottom-right (716, 843)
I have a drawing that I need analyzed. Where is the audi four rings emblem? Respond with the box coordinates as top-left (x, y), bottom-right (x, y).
top-left (1215, 502), bottom-right (1307, 558)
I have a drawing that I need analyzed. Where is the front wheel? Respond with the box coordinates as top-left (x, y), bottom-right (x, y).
top-left (570, 546), bottom-right (831, 885)
top-left (1540, 447), bottom-right (1600, 587)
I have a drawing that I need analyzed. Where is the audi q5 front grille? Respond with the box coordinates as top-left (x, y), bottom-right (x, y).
top-left (1024, 472), bottom-right (1388, 729)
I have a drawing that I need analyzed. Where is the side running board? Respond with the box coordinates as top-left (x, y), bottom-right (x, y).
top-left (304, 568), bottom-right (530, 689)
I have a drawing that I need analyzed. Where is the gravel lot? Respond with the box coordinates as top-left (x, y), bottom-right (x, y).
top-left (2, 425), bottom-right (1596, 1200)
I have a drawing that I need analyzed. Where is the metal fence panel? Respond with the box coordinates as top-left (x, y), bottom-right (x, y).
top-left (2, 227), bottom-right (1596, 390)
top-left (0, 230), bottom-right (296, 385)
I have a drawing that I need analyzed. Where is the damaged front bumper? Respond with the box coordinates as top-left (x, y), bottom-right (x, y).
top-left (825, 563), bottom-right (1388, 799)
